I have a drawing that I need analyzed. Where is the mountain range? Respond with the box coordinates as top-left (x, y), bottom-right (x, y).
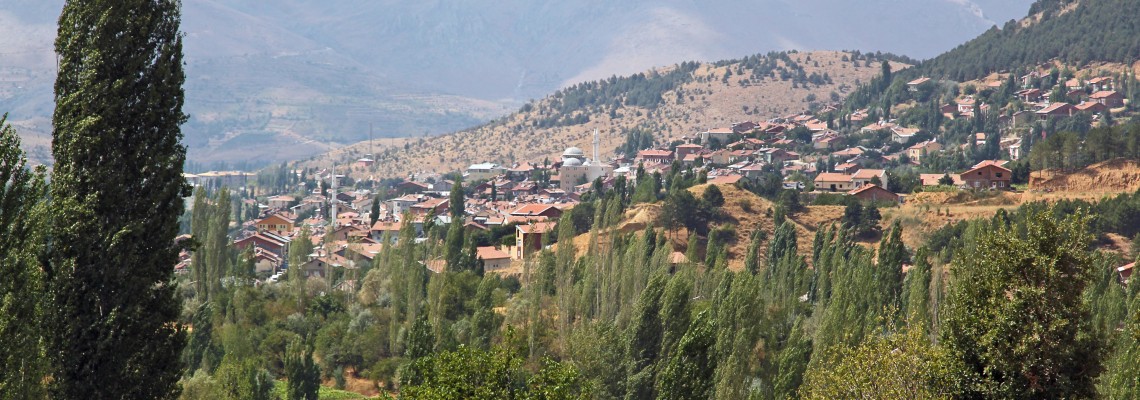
top-left (0, 0), bottom-right (1033, 166)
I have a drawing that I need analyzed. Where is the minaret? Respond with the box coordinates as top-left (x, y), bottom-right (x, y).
top-left (330, 164), bottom-right (338, 228)
top-left (592, 128), bottom-right (600, 163)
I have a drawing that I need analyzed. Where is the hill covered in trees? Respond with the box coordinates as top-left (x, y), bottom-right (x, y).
top-left (912, 0), bottom-right (1140, 82)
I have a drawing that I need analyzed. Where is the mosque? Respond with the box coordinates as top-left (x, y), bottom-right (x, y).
top-left (558, 130), bottom-right (614, 191)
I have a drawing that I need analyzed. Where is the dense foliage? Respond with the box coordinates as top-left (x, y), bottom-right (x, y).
top-left (923, 0), bottom-right (1140, 82)
top-left (45, 0), bottom-right (190, 398)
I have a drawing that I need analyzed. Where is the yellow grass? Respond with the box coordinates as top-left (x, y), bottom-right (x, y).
top-left (303, 51), bottom-right (909, 179)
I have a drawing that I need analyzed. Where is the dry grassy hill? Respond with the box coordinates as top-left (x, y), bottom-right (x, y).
top-left (306, 51), bottom-right (909, 179)
top-left (1029, 158), bottom-right (1140, 196)
top-left (570, 182), bottom-right (847, 272)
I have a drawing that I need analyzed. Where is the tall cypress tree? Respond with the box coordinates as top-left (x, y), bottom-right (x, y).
top-left (46, 0), bottom-right (189, 397)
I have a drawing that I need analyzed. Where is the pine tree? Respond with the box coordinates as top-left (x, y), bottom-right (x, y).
top-left (0, 115), bottom-right (49, 399)
top-left (46, 0), bottom-right (189, 397)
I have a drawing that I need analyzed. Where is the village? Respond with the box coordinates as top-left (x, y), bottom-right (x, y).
top-left (174, 61), bottom-right (1137, 292)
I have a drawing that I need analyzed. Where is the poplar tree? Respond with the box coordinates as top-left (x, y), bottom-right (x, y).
top-left (46, 0), bottom-right (189, 397)
top-left (943, 210), bottom-right (1105, 398)
top-left (0, 116), bottom-right (49, 399)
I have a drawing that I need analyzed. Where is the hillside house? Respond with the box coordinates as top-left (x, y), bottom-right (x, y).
top-left (907, 140), bottom-right (942, 164)
top-left (636, 149), bottom-right (674, 164)
top-left (1089, 76), bottom-right (1114, 91)
top-left (299, 253), bottom-right (351, 279)
top-left (1075, 101), bottom-right (1107, 114)
top-left (848, 184), bottom-right (899, 203)
top-left (919, 173), bottom-right (964, 186)
top-left (960, 160), bottom-right (1012, 190)
top-left (507, 163), bottom-right (537, 181)
top-left (956, 97), bottom-right (977, 114)
top-left (1001, 138), bottom-right (1023, 160)
top-left (1036, 103), bottom-right (1075, 120)
top-left (851, 169), bottom-right (888, 188)
top-left (732, 121), bottom-right (760, 134)
top-left (702, 127), bottom-right (736, 145)
top-left (510, 204), bottom-right (563, 220)
top-left (907, 77), bottom-right (931, 92)
top-left (1090, 90), bottom-right (1124, 107)
top-left (814, 173), bottom-right (854, 192)
top-left (515, 221), bottom-right (557, 260)
top-left (409, 197), bottom-right (449, 217)
top-left (1119, 262), bottom-right (1134, 285)
top-left (389, 194), bottom-right (425, 217)
top-left (891, 127), bottom-right (922, 144)
top-left (256, 214), bottom-right (294, 235)
top-left (267, 195), bottom-right (294, 210)
top-left (466, 163), bottom-right (506, 181)
top-left (234, 232), bottom-right (290, 258)
top-left (832, 147), bottom-right (865, 159)
top-left (477, 246), bottom-right (512, 272)
top-left (674, 143), bottom-right (704, 160)
top-left (248, 248), bottom-right (283, 276)
top-left (1016, 88), bottom-right (1044, 103)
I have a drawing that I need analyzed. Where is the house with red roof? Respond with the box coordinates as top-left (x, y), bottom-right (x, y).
top-left (515, 221), bottom-right (558, 260)
top-left (1036, 103), bottom-right (1075, 120)
top-left (848, 184), bottom-right (899, 203)
top-left (635, 149), bottom-right (674, 165)
top-left (255, 214), bottom-right (295, 235)
top-left (1090, 90), bottom-right (1124, 107)
top-left (477, 246), bottom-right (512, 272)
top-left (851, 169), bottom-right (888, 188)
top-left (510, 204), bottom-right (563, 220)
top-left (410, 197), bottom-right (449, 216)
top-left (960, 160), bottom-right (1012, 190)
top-left (814, 173), bottom-right (854, 192)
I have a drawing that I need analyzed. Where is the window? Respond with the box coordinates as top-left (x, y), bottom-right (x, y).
top-left (996, 173), bottom-right (1003, 178)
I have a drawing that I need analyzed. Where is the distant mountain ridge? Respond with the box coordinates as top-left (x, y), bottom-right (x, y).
top-left (0, 0), bottom-right (1033, 166)
top-left (310, 50), bottom-right (909, 180)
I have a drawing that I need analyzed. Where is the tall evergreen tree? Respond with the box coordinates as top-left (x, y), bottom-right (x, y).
top-left (46, 0), bottom-right (189, 397)
top-left (0, 116), bottom-right (49, 399)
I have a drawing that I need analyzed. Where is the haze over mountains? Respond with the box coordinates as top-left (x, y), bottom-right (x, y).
top-left (0, 0), bottom-right (1032, 166)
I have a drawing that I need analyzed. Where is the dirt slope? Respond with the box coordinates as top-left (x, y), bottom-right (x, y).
top-left (305, 51), bottom-right (908, 179)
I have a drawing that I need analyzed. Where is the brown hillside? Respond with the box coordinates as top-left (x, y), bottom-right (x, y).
top-left (568, 183), bottom-right (846, 272)
top-left (1029, 158), bottom-right (1140, 194)
top-left (305, 51), bottom-right (908, 179)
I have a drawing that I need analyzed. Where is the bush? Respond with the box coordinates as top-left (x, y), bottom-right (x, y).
top-left (738, 199), bottom-right (753, 212)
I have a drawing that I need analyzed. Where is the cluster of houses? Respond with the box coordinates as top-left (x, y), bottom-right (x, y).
top-left (175, 64), bottom-right (1134, 284)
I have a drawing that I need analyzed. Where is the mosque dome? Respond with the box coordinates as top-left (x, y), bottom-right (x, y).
top-left (562, 147), bottom-right (585, 158)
